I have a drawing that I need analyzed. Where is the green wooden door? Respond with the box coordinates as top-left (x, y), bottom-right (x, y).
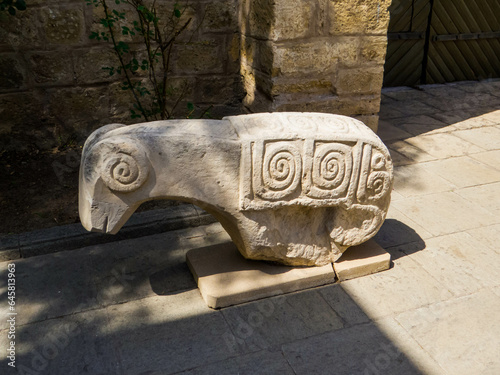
top-left (384, 0), bottom-right (500, 87)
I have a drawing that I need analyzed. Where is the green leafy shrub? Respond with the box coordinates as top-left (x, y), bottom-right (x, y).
top-left (86, 0), bottom-right (197, 121)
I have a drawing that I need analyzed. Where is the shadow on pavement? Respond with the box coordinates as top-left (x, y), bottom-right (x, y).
top-left (0, 219), bottom-right (430, 374)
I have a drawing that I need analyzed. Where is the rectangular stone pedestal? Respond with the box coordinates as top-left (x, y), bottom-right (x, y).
top-left (186, 242), bottom-right (336, 309)
top-left (333, 239), bottom-right (391, 281)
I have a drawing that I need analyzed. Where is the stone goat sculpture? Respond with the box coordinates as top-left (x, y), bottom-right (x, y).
top-left (79, 113), bottom-right (393, 266)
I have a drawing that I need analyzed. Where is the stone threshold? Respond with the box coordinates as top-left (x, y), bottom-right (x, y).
top-left (0, 204), bottom-right (216, 261)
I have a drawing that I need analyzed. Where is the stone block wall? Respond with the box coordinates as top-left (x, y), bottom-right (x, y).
top-left (0, 0), bottom-right (243, 151)
top-left (240, 0), bottom-right (392, 131)
top-left (0, 0), bottom-right (391, 151)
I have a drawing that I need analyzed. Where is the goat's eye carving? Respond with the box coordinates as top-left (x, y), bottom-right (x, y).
top-left (100, 142), bottom-right (150, 193)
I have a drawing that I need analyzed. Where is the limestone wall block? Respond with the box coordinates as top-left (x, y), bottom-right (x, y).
top-left (240, 35), bottom-right (273, 75)
top-left (173, 38), bottom-right (225, 74)
top-left (27, 51), bottom-right (74, 85)
top-left (0, 55), bottom-right (26, 90)
top-left (0, 92), bottom-right (43, 136)
top-left (337, 65), bottom-right (385, 95)
top-left (195, 76), bottom-right (245, 105)
top-left (47, 86), bottom-right (110, 139)
top-left (328, 0), bottom-right (391, 35)
top-left (273, 94), bottom-right (381, 117)
top-left (360, 35), bottom-right (389, 64)
top-left (271, 0), bottom-right (313, 40)
top-left (42, 6), bottom-right (85, 45)
top-left (273, 37), bottom-right (362, 76)
top-left (0, 8), bottom-right (44, 51)
top-left (203, 0), bottom-right (238, 32)
top-left (354, 114), bottom-right (380, 133)
top-left (271, 77), bottom-right (335, 97)
top-left (239, 0), bottom-right (274, 39)
top-left (73, 48), bottom-right (121, 84)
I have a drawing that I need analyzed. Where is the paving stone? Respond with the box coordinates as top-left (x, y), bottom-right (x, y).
top-left (382, 87), bottom-right (433, 102)
top-left (103, 290), bottom-right (237, 375)
top-left (387, 140), bottom-right (437, 164)
top-left (395, 289), bottom-right (500, 375)
top-left (420, 87), bottom-right (499, 112)
top-left (374, 317), bottom-right (447, 375)
top-left (392, 192), bottom-right (500, 237)
top-left (377, 120), bottom-right (412, 141)
top-left (389, 189), bottom-right (405, 201)
top-left (387, 147), bottom-right (414, 166)
top-left (381, 95), bottom-right (440, 116)
top-left (466, 224), bottom-right (500, 255)
top-left (432, 110), bottom-right (498, 129)
top-left (339, 254), bottom-right (452, 319)
top-left (469, 150), bottom-right (500, 170)
top-left (492, 285), bottom-right (500, 299)
top-left (175, 350), bottom-right (295, 375)
top-left (0, 249), bottom-right (97, 327)
top-left (405, 133), bottom-right (484, 159)
top-left (451, 80), bottom-right (500, 96)
top-left (452, 126), bottom-right (500, 150)
top-left (418, 85), bottom-right (466, 98)
top-left (186, 242), bottom-right (336, 309)
top-left (423, 156), bottom-right (500, 188)
top-left (282, 320), bottom-right (437, 375)
top-left (89, 224), bottom-right (230, 307)
top-left (481, 109), bottom-right (500, 124)
top-left (395, 232), bottom-right (500, 296)
top-left (221, 290), bottom-right (343, 353)
top-left (89, 223), bottom-right (225, 282)
top-left (374, 206), bottom-right (432, 250)
top-left (456, 182), bottom-right (500, 215)
top-left (318, 284), bottom-right (371, 326)
top-left (0, 308), bottom-right (117, 375)
top-left (392, 115), bottom-right (452, 136)
top-left (393, 162), bottom-right (455, 197)
top-left (333, 240), bottom-right (391, 281)
top-left (378, 102), bottom-right (407, 120)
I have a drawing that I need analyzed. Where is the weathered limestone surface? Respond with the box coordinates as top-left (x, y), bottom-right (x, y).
top-left (79, 113), bottom-right (393, 266)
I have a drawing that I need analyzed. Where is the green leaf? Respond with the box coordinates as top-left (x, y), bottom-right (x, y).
top-left (8, 6), bottom-right (15, 15)
top-left (174, 9), bottom-right (181, 18)
top-left (187, 102), bottom-right (194, 111)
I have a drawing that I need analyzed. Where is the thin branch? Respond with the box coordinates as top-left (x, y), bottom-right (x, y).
top-left (101, 0), bottom-right (149, 121)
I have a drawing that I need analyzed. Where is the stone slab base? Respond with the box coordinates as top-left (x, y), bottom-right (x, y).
top-left (186, 242), bottom-right (336, 309)
top-left (333, 239), bottom-right (391, 281)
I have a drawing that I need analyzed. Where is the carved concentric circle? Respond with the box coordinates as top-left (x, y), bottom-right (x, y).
top-left (260, 142), bottom-right (302, 199)
top-left (100, 142), bottom-right (149, 193)
top-left (309, 143), bottom-right (352, 198)
top-left (366, 171), bottom-right (390, 201)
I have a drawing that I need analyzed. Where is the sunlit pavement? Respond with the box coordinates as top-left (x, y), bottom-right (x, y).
top-left (1, 80), bottom-right (500, 374)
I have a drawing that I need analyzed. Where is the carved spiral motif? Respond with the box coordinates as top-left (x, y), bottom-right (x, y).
top-left (371, 152), bottom-right (386, 170)
top-left (100, 142), bottom-right (149, 193)
top-left (308, 143), bottom-right (352, 198)
top-left (259, 142), bottom-right (302, 199)
top-left (366, 171), bottom-right (391, 201)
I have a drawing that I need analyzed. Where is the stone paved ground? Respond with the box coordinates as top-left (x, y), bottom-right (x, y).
top-left (1, 80), bottom-right (500, 374)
